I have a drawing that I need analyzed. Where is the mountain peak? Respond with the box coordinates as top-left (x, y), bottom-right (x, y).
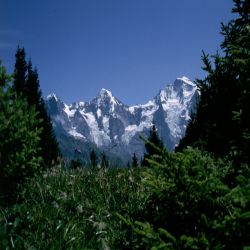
top-left (93, 88), bottom-right (120, 114)
top-left (47, 93), bottom-right (59, 101)
top-left (176, 76), bottom-right (196, 86)
top-left (99, 88), bottom-right (113, 98)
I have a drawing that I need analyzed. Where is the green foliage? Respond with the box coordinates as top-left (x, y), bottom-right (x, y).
top-left (0, 148), bottom-right (249, 248)
top-left (0, 62), bottom-right (42, 204)
top-left (13, 47), bottom-right (60, 167)
top-left (124, 148), bottom-right (250, 249)
top-left (0, 166), bottom-right (144, 249)
top-left (13, 46), bottom-right (27, 96)
top-left (142, 124), bottom-right (165, 166)
top-left (177, 0), bottom-right (250, 165)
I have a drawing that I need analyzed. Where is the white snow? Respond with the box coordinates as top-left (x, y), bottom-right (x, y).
top-left (125, 124), bottom-right (138, 132)
top-left (64, 104), bottom-right (76, 117)
top-left (84, 112), bottom-right (111, 146)
top-left (47, 93), bottom-right (58, 101)
top-left (98, 88), bottom-right (118, 112)
top-left (102, 116), bottom-right (110, 133)
top-left (177, 76), bottom-right (195, 85)
top-left (68, 129), bottom-right (85, 138)
top-left (97, 109), bottom-right (102, 118)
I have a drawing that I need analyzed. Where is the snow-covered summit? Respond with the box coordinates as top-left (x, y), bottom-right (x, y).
top-left (47, 93), bottom-right (59, 101)
top-left (99, 88), bottom-right (113, 98)
top-left (177, 76), bottom-right (196, 86)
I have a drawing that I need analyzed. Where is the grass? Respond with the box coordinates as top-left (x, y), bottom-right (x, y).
top-left (1, 149), bottom-right (249, 249)
top-left (0, 166), bottom-right (145, 249)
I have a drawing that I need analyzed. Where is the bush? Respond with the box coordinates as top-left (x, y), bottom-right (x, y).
top-left (121, 148), bottom-right (250, 249)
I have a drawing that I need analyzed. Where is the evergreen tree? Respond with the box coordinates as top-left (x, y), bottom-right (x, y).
top-left (100, 152), bottom-right (109, 168)
top-left (13, 46), bottom-right (27, 96)
top-left (90, 149), bottom-right (97, 168)
top-left (25, 61), bottom-right (42, 107)
top-left (0, 60), bottom-right (8, 87)
top-left (0, 62), bottom-right (42, 204)
top-left (132, 153), bottom-right (138, 168)
top-left (177, 0), bottom-right (250, 165)
top-left (12, 47), bottom-right (60, 167)
top-left (142, 124), bottom-right (164, 166)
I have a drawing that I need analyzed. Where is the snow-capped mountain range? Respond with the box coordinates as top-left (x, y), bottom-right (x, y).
top-left (46, 77), bottom-right (199, 160)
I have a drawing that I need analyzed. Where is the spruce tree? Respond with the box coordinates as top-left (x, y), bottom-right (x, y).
top-left (13, 46), bottom-right (27, 96)
top-left (132, 153), bottom-right (138, 168)
top-left (26, 61), bottom-right (60, 167)
top-left (90, 149), bottom-right (97, 168)
top-left (100, 152), bottom-right (109, 168)
top-left (12, 47), bottom-right (60, 167)
top-left (177, 0), bottom-right (250, 165)
top-left (142, 124), bottom-right (164, 166)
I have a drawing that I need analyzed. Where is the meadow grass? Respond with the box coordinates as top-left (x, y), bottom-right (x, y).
top-left (0, 166), bottom-right (145, 249)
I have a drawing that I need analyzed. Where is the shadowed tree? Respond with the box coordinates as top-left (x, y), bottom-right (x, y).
top-left (132, 153), bottom-right (138, 168)
top-left (13, 46), bottom-right (27, 96)
top-left (177, 0), bottom-right (250, 168)
top-left (12, 47), bottom-right (60, 167)
top-left (142, 124), bottom-right (164, 166)
top-left (0, 62), bottom-right (42, 204)
top-left (90, 149), bottom-right (97, 168)
top-left (101, 152), bottom-right (109, 168)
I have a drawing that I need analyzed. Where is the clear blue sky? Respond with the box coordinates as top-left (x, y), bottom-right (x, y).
top-left (1, 0), bottom-right (234, 105)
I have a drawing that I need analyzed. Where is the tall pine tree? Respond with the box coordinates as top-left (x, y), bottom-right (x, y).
top-left (132, 153), bottom-right (138, 168)
top-left (13, 46), bottom-right (27, 96)
top-left (142, 124), bottom-right (164, 166)
top-left (177, 0), bottom-right (250, 165)
top-left (12, 47), bottom-right (60, 167)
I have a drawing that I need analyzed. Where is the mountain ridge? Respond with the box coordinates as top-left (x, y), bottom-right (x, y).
top-left (46, 76), bottom-right (199, 162)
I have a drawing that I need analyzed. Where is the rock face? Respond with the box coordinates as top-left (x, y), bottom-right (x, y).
top-left (46, 77), bottom-right (199, 161)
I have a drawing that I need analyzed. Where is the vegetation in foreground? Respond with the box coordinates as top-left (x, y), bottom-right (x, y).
top-left (1, 148), bottom-right (249, 249)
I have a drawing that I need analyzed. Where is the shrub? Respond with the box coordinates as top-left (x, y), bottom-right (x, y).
top-left (121, 148), bottom-right (250, 249)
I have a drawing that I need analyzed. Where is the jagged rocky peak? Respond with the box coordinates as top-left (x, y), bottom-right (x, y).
top-left (174, 76), bottom-right (196, 92)
top-left (47, 93), bottom-right (59, 101)
top-left (46, 93), bottom-right (65, 114)
top-left (93, 88), bottom-right (124, 113)
top-left (99, 88), bottom-right (113, 98)
top-left (156, 76), bottom-right (196, 102)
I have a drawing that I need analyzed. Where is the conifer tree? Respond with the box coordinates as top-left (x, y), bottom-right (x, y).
top-left (13, 46), bottom-right (27, 96)
top-left (177, 0), bottom-right (250, 165)
top-left (132, 153), bottom-right (138, 168)
top-left (12, 47), bottom-right (60, 167)
top-left (0, 62), bottom-right (42, 204)
top-left (142, 124), bottom-right (164, 166)
top-left (90, 149), bottom-right (97, 168)
top-left (100, 152), bottom-right (109, 168)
